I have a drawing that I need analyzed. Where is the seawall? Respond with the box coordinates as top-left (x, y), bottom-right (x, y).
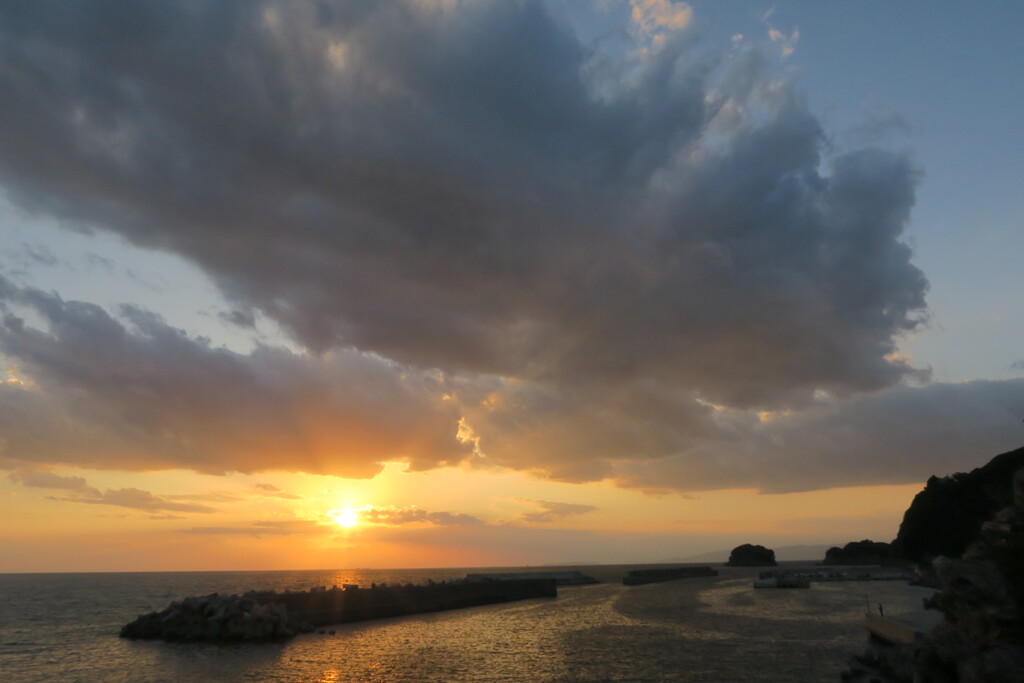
top-left (622, 566), bottom-right (718, 585)
top-left (120, 578), bottom-right (558, 642)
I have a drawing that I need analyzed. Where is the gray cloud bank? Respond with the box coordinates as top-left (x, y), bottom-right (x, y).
top-left (0, 1), bottom-right (1019, 492)
top-left (0, 277), bottom-right (468, 477)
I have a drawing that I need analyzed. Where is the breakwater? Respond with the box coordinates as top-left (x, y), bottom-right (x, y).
top-left (466, 570), bottom-right (598, 586)
top-left (120, 578), bottom-right (557, 642)
top-left (622, 566), bottom-right (718, 585)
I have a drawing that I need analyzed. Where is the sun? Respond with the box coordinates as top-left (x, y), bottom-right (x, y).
top-left (331, 509), bottom-right (360, 528)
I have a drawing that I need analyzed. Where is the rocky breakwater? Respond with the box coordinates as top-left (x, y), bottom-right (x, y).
top-left (622, 566), bottom-right (718, 586)
top-left (121, 578), bottom-right (559, 642)
top-left (120, 590), bottom-right (305, 641)
top-left (843, 467), bottom-right (1024, 682)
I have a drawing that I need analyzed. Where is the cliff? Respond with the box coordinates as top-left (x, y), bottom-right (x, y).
top-left (843, 467), bottom-right (1024, 682)
top-left (892, 445), bottom-right (1024, 562)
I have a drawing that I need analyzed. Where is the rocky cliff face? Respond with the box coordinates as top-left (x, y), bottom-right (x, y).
top-left (843, 468), bottom-right (1024, 682)
top-left (892, 445), bottom-right (1024, 562)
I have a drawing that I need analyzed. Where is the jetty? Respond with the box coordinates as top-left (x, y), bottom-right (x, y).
top-left (622, 566), bottom-right (718, 586)
top-left (465, 570), bottom-right (598, 586)
top-left (752, 567), bottom-right (912, 588)
top-left (120, 577), bottom-right (557, 642)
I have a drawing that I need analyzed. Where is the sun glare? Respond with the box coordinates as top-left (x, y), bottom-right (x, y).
top-left (332, 509), bottom-right (360, 528)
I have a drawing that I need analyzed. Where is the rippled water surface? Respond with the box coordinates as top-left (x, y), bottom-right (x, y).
top-left (0, 565), bottom-right (937, 682)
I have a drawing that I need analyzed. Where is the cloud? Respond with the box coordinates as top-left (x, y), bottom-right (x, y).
top-left (8, 469), bottom-right (213, 516)
top-left (0, 0), bottom-right (926, 408)
top-left (609, 378), bottom-right (1024, 493)
top-left (182, 520), bottom-right (322, 536)
top-left (165, 492), bottom-right (241, 503)
top-left (8, 468), bottom-right (98, 495)
top-left (844, 107), bottom-right (914, 147)
top-left (251, 483), bottom-right (299, 499)
top-left (0, 277), bottom-right (469, 477)
top-left (7, 243), bottom-right (59, 268)
top-left (0, 1), bottom-right (989, 495)
top-left (61, 488), bottom-right (218, 513)
top-left (518, 499), bottom-right (598, 524)
top-left (630, 0), bottom-right (692, 34)
top-left (360, 506), bottom-right (485, 527)
top-left (768, 27), bottom-right (799, 57)
top-left (219, 309), bottom-right (256, 329)
top-left (254, 483), bottom-right (301, 499)
top-left (8, 470), bottom-right (221, 513)
top-left (762, 8), bottom-right (798, 57)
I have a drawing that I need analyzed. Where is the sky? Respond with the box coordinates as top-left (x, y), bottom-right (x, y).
top-left (1, 0), bottom-right (1022, 572)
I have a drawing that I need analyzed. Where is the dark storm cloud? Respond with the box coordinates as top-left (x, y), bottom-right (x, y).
top-left (0, 0), bottom-right (926, 409)
top-left (0, 277), bottom-right (469, 477)
top-left (3, 0), bottom-right (1005, 494)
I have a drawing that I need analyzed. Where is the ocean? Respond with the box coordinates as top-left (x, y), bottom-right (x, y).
top-left (0, 564), bottom-right (937, 682)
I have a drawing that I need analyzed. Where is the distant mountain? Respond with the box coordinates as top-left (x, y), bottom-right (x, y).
top-left (893, 445), bottom-right (1024, 562)
top-left (673, 544), bottom-right (835, 564)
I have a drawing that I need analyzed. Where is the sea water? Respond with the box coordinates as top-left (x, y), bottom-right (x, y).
top-left (0, 564), bottom-right (937, 682)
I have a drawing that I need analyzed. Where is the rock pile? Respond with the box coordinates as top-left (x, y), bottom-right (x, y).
top-left (121, 577), bottom-right (558, 642)
top-left (120, 591), bottom-right (312, 641)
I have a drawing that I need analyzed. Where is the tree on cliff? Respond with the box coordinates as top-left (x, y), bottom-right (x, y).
top-left (726, 544), bottom-right (777, 567)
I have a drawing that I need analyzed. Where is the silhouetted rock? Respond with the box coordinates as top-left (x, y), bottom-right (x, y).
top-left (843, 466), bottom-right (1024, 682)
top-left (725, 544), bottom-right (776, 567)
top-left (822, 540), bottom-right (893, 565)
top-left (893, 445), bottom-right (1024, 563)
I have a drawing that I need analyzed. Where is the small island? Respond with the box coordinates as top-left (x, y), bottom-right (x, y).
top-left (822, 540), bottom-right (894, 565)
top-left (725, 543), bottom-right (777, 567)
